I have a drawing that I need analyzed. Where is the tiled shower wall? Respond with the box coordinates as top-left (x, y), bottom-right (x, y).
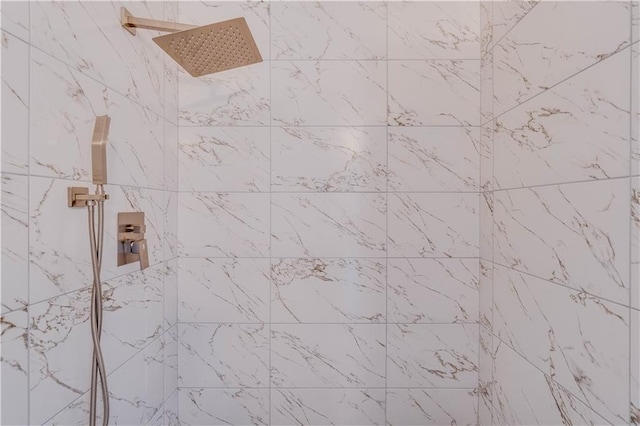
top-left (1, 1), bottom-right (179, 425)
top-left (479, 1), bottom-right (640, 425)
top-left (175, 1), bottom-right (481, 424)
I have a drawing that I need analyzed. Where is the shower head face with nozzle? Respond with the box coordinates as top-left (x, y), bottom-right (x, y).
top-left (153, 17), bottom-right (263, 77)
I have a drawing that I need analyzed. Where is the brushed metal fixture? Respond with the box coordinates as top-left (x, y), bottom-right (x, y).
top-left (91, 115), bottom-right (109, 185)
top-left (117, 212), bottom-right (149, 270)
top-left (120, 7), bottom-right (263, 77)
top-left (67, 115), bottom-right (111, 426)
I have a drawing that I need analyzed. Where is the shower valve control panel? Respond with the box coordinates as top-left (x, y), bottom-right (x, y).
top-left (117, 212), bottom-right (149, 270)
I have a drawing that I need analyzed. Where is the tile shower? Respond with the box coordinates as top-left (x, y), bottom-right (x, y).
top-left (0, 1), bottom-right (638, 425)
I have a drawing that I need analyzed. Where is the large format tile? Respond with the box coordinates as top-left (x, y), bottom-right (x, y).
top-left (107, 336), bottom-right (165, 425)
top-left (489, 1), bottom-right (538, 50)
top-left (179, 388), bottom-right (269, 426)
top-left (164, 121), bottom-right (178, 192)
top-left (632, 309), bottom-right (640, 424)
top-left (29, 287), bottom-right (92, 424)
top-left (271, 2), bottom-right (385, 60)
top-left (178, 192), bottom-right (270, 257)
top-left (30, 177), bottom-right (165, 303)
top-left (388, 127), bottom-right (479, 192)
top-left (272, 127), bottom-right (387, 192)
top-left (271, 324), bottom-right (385, 388)
top-left (271, 258), bottom-right (386, 323)
top-left (494, 179), bottom-right (630, 305)
top-left (31, 1), bottom-right (165, 115)
top-left (387, 324), bottom-right (478, 388)
top-left (386, 389), bottom-right (478, 426)
top-left (164, 326), bottom-right (178, 404)
top-left (388, 60), bottom-right (480, 126)
top-left (272, 61), bottom-right (386, 126)
top-left (387, 258), bottom-right (479, 323)
top-left (178, 323), bottom-right (269, 388)
top-left (494, 51), bottom-right (630, 189)
top-left (178, 258), bottom-right (270, 323)
top-left (478, 324), bottom-right (494, 426)
top-left (164, 191), bottom-right (178, 262)
top-left (1, 309), bottom-right (28, 426)
top-left (492, 340), bottom-right (610, 426)
top-left (479, 190), bottom-right (493, 262)
top-left (101, 264), bottom-right (164, 373)
top-left (1, 174), bottom-right (28, 313)
top-left (179, 127), bottom-right (270, 192)
top-left (388, 193), bottom-right (479, 258)
top-left (272, 193), bottom-right (386, 257)
top-left (493, 1), bottom-right (630, 115)
top-left (30, 49), bottom-right (164, 189)
top-left (1, 32), bottom-right (28, 174)
top-left (388, 1), bottom-right (480, 60)
top-left (1, 1), bottom-right (29, 40)
top-left (271, 389), bottom-right (385, 426)
top-left (492, 264), bottom-right (629, 424)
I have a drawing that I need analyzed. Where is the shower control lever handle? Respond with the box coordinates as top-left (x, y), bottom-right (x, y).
top-left (130, 239), bottom-right (149, 270)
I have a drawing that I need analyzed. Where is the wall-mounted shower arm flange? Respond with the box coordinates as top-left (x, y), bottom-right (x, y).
top-left (121, 7), bottom-right (196, 36)
top-left (67, 187), bottom-right (109, 208)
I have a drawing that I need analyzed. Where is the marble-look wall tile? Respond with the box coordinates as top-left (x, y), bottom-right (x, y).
top-left (271, 2), bottom-right (385, 60)
top-left (492, 339), bottom-right (609, 426)
top-left (478, 324), bottom-right (493, 426)
top-left (165, 121), bottom-right (178, 192)
top-left (30, 177), bottom-right (165, 303)
top-left (489, 1), bottom-right (538, 50)
top-left (178, 192), bottom-right (270, 257)
top-left (494, 179), bottom-right (629, 305)
top-left (179, 127), bottom-right (270, 192)
top-left (272, 61), bottom-right (386, 126)
top-left (178, 257), bottom-right (270, 323)
top-left (29, 287), bottom-right (92, 425)
top-left (387, 324), bottom-right (478, 388)
top-left (1, 174), bottom-right (28, 313)
top-left (1, 32), bottom-right (28, 174)
top-left (164, 326), bottom-right (178, 403)
top-left (480, 50), bottom-right (493, 124)
top-left (164, 191), bottom-right (178, 262)
top-left (480, 1), bottom-right (492, 58)
top-left (632, 309), bottom-right (640, 424)
top-left (106, 335), bottom-right (164, 425)
top-left (388, 127), bottom-right (479, 192)
top-left (271, 258), bottom-right (386, 323)
top-left (272, 127), bottom-right (387, 192)
top-left (1, 1), bottom-right (29, 40)
top-left (272, 193), bottom-right (386, 258)
top-left (101, 264), bottom-right (164, 373)
top-left (634, 176), bottom-right (640, 311)
top-left (163, 389), bottom-right (179, 426)
top-left (164, 1), bottom-right (179, 125)
top-left (388, 1), bottom-right (480, 60)
top-left (179, 62), bottom-right (270, 126)
top-left (271, 324), bottom-right (385, 388)
top-left (179, 388), bottom-right (269, 426)
top-left (480, 124), bottom-right (493, 192)
top-left (494, 50), bottom-right (630, 189)
top-left (30, 50), bottom-right (164, 190)
top-left (479, 260), bottom-right (492, 331)
top-left (271, 389), bottom-right (385, 426)
top-left (386, 389), bottom-right (478, 426)
top-left (388, 193), bottom-right (479, 258)
top-left (388, 60), bottom-right (480, 126)
top-left (165, 260), bottom-right (178, 330)
top-left (493, 1), bottom-right (630, 115)
top-left (387, 258), bottom-right (479, 323)
top-left (178, 323), bottom-right (269, 388)
top-left (492, 264), bottom-right (629, 424)
top-left (30, 1), bottom-right (165, 116)
top-left (1, 309), bottom-right (28, 426)
top-left (479, 190), bottom-right (493, 262)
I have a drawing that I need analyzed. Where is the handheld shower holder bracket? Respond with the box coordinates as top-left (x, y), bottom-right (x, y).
top-left (67, 187), bottom-right (110, 208)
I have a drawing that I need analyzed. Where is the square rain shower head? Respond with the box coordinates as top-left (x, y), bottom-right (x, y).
top-left (153, 17), bottom-right (263, 77)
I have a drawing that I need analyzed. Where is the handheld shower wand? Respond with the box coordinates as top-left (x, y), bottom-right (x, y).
top-left (67, 116), bottom-right (111, 426)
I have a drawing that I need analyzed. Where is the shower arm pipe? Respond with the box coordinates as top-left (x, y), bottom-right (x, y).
top-left (121, 7), bottom-right (196, 35)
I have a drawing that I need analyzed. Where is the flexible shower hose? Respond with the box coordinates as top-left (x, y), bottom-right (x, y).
top-left (87, 184), bottom-right (110, 426)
